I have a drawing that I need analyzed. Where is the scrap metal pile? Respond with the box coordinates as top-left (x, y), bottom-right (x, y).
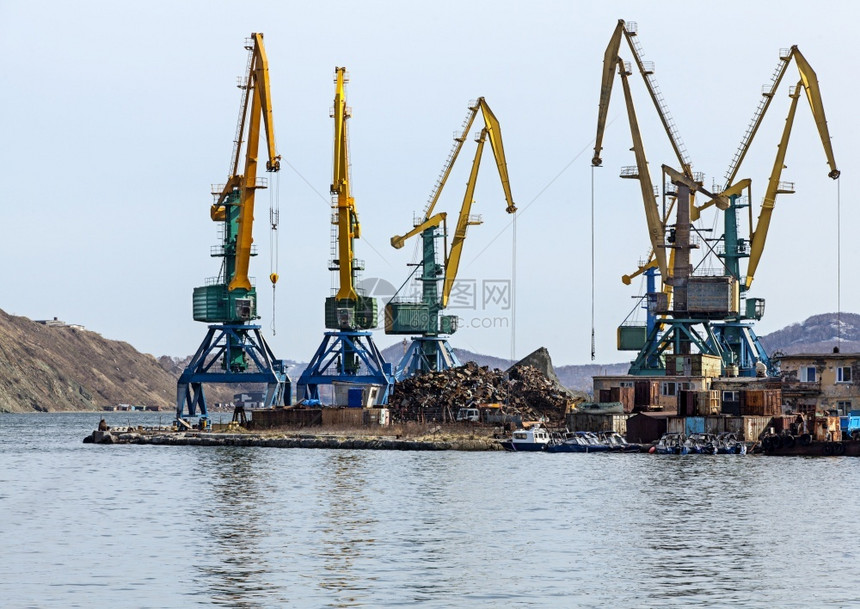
top-left (389, 361), bottom-right (579, 424)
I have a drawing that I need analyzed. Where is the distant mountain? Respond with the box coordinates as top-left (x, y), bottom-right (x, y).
top-left (379, 343), bottom-right (515, 372)
top-left (380, 342), bottom-right (624, 393)
top-left (554, 362), bottom-right (630, 392)
top-left (759, 313), bottom-right (860, 355)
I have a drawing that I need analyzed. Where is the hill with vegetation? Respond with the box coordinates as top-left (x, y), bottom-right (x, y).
top-left (759, 312), bottom-right (860, 355)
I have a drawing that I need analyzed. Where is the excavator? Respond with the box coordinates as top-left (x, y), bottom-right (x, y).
top-left (297, 68), bottom-right (393, 404)
top-left (176, 33), bottom-right (289, 426)
top-left (386, 97), bottom-right (516, 379)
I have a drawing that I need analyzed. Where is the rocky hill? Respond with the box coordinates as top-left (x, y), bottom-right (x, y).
top-left (0, 311), bottom-right (176, 413)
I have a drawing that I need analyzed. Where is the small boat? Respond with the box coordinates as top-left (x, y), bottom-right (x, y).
top-left (546, 431), bottom-right (611, 453)
top-left (715, 432), bottom-right (747, 454)
top-left (652, 432), bottom-right (688, 455)
top-left (597, 430), bottom-right (642, 452)
top-left (686, 433), bottom-right (718, 454)
top-left (499, 425), bottom-right (551, 452)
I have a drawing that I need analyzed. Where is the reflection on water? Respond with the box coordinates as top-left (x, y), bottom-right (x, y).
top-left (315, 452), bottom-right (375, 607)
top-left (195, 447), bottom-right (273, 608)
top-left (4, 414), bottom-right (860, 608)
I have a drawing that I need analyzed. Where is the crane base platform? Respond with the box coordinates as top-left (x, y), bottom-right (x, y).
top-left (176, 324), bottom-right (290, 424)
top-left (297, 331), bottom-right (394, 405)
top-left (394, 337), bottom-right (461, 381)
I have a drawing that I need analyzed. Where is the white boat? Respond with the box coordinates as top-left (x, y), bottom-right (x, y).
top-left (500, 425), bottom-right (551, 452)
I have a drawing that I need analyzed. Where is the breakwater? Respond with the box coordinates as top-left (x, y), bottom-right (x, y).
top-left (83, 429), bottom-right (503, 451)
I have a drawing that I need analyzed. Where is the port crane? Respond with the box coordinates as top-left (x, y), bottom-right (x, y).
top-left (696, 45), bottom-right (839, 376)
top-left (711, 45), bottom-right (839, 292)
top-left (385, 98), bottom-right (516, 379)
top-left (592, 20), bottom-right (723, 373)
top-left (297, 68), bottom-right (394, 405)
top-left (176, 33), bottom-right (289, 427)
top-left (593, 22), bottom-right (839, 377)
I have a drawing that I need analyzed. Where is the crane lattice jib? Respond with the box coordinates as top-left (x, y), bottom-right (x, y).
top-left (793, 49), bottom-right (839, 179)
top-left (722, 50), bottom-right (792, 191)
top-left (592, 20), bottom-right (625, 167)
top-left (331, 67), bottom-right (359, 302)
top-left (211, 33), bottom-right (280, 293)
top-left (441, 130), bottom-right (488, 308)
top-left (423, 105), bottom-right (479, 221)
top-left (620, 23), bottom-right (692, 178)
top-left (723, 46), bottom-right (839, 192)
top-left (745, 83), bottom-right (802, 291)
top-left (390, 97), bottom-right (516, 308)
top-left (477, 99), bottom-right (517, 214)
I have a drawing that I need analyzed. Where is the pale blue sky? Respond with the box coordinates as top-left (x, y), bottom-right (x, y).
top-left (1, 1), bottom-right (855, 366)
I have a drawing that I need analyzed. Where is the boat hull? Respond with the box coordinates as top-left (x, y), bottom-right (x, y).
top-left (500, 441), bottom-right (546, 452)
top-left (762, 440), bottom-right (860, 457)
top-left (546, 443), bottom-right (607, 453)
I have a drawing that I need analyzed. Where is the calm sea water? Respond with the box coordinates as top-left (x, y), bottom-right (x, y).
top-left (2, 412), bottom-right (860, 608)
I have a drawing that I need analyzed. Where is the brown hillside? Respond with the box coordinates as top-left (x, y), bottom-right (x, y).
top-left (0, 310), bottom-right (176, 413)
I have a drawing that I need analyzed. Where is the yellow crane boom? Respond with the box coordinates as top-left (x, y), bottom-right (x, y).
top-left (716, 46), bottom-right (839, 289)
top-left (210, 33), bottom-right (280, 293)
top-left (594, 20), bottom-right (692, 178)
top-left (331, 67), bottom-right (361, 302)
top-left (390, 97), bottom-right (516, 307)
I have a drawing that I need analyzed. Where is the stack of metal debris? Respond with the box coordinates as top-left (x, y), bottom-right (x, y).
top-left (390, 357), bottom-right (580, 424)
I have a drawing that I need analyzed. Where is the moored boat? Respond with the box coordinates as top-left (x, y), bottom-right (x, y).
top-left (546, 431), bottom-right (611, 453)
top-left (759, 433), bottom-right (860, 456)
top-left (499, 425), bottom-right (552, 452)
top-left (652, 432), bottom-right (688, 454)
top-left (596, 430), bottom-right (642, 452)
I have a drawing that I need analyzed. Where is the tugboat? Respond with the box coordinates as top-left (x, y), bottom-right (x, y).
top-left (499, 424), bottom-right (552, 452)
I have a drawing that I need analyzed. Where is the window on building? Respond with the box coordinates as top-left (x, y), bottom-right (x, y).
top-left (679, 382), bottom-right (692, 391)
top-left (723, 390), bottom-right (739, 402)
top-left (800, 366), bottom-right (817, 383)
top-left (837, 401), bottom-right (852, 415)
top-left (661, 382), bottom-right (676, 396)
top-left (837, 366), bottom-right (852, 383)
top-left (619, 381), bottom-right (634, 388)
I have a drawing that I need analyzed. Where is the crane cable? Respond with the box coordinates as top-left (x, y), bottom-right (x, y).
top-left (590, 165), bottom-right (596, 361)
top-left (269, 172), bottom-right (280, 335)
top-left (511, 208), bottom-right (517, 364)
top-left (837, 176), bottom-right (842, 347)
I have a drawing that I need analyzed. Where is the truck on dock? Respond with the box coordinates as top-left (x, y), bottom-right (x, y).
top-left (841, 411), bottom-right (860, 440)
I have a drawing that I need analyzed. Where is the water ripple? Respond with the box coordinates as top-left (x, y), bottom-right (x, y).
top-left (4, 414), bottom-right (860, 607)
